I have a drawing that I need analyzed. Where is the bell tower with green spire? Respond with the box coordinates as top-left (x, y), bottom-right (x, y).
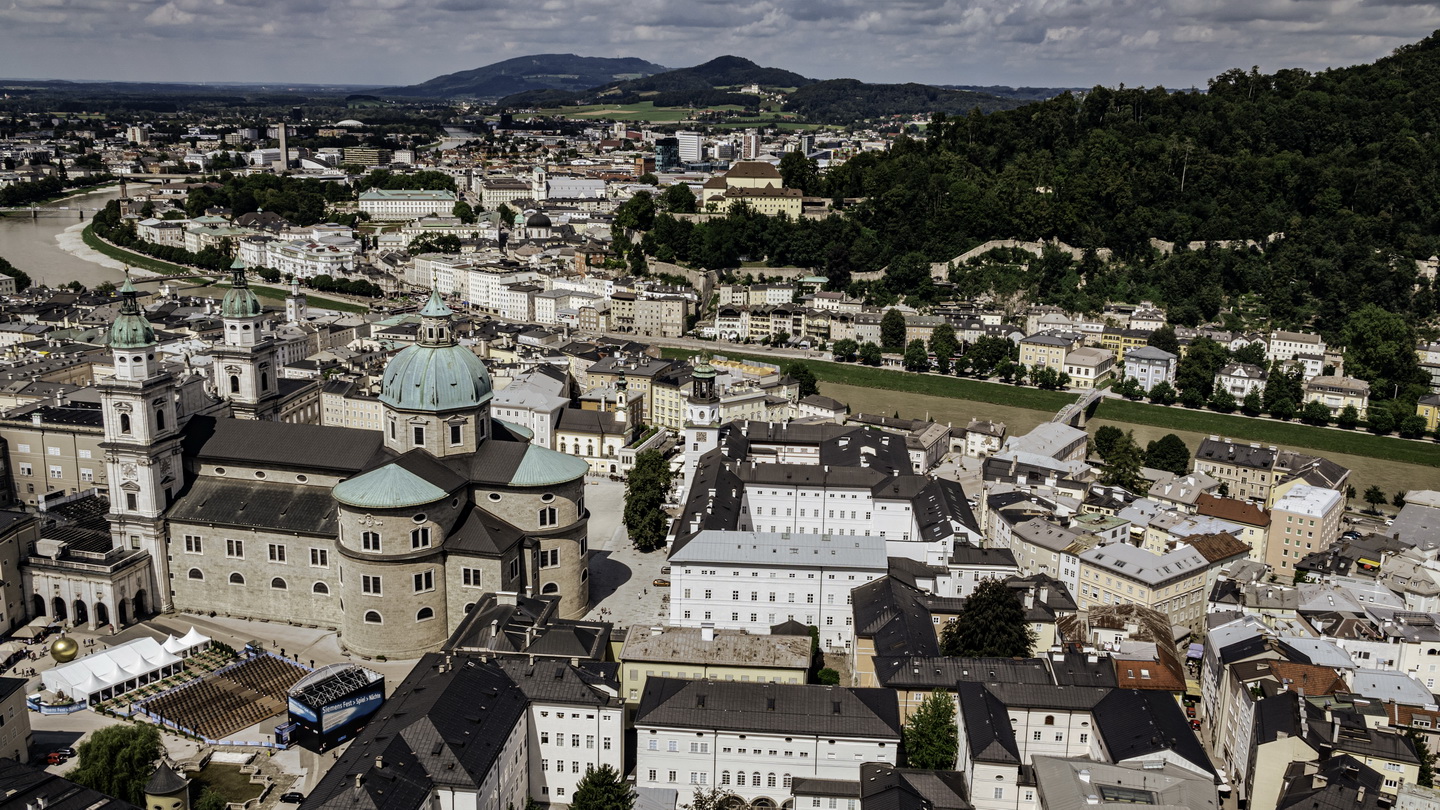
top-left (99, 273), bottom-right (182, 613)
top-left (211, 258), bottom-right (282, 420)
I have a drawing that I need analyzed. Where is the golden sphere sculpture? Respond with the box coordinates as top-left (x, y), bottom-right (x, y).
top-left (51, 634), bottom-right (79, 663)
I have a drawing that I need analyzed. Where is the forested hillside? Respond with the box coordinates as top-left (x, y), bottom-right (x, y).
top-left (631, 32), bottom-right (1440, 340)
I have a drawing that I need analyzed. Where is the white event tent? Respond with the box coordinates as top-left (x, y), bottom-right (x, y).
top-left (41, 628), bottom-right (211, 704)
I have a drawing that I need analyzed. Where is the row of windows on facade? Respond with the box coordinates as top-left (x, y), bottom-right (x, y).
top-left (681, 610), bottom-right (853, 628)
top-left (388, 420), bottom-right (476, 446)
top-left (684, 570), bottom-right (873, 581)
top-left (182, 570), bottom-right (434, 623)
top-left (15, 464), bottom-right (95, 481)
top-left (538, 733), bottom-right (610, 749)
top-left (684, 590), bottom-right (854, 605)
top-left (646, 769), bottom-right (795, 788)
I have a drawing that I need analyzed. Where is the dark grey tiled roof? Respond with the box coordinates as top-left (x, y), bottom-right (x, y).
top-left (0, 758), bottom-right (140, 810)
top-left (859, 764), bottom-right (970, 810)
top-left (309, 655), bottom-right (529, 810)
top-left (183, 414), bottom-right (384, 473)
top-left (491, 657), bottom-right (621, 707)
top-left (851, 576), bottom-right (941, 658)
top-left (874, 656), bottom-right (1052, 689)
top-left (1092, 689), bottom-right (1213, 774)
top-left (955, 682), bottom-right (1019, 764)
top-left (636, 678), bottom-right (902, 739)
top-left (168, 478), bottom-right (338, 536)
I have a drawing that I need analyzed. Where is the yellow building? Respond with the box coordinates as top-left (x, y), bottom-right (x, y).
top-left (1018, 333), bottom-right (1081, 369)
top-left (618, 625), bottom-right (812, 704)
top-left (1418, 394), bottom-right (1440, 432)
top-left (724, 186), bottom-right (803, 217)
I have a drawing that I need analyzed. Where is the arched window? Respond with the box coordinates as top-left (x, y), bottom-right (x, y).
top-left (752, 773), bottom-right (761, 788)
top-left (229, 572), bottom-right (245, 585)
top-left (416, 607), bottom-right (435, 621)
top-left (364, 610), bottom-right (382, 624)
top-left (156, 409), bottom-right (165, 430)
top-left (271, 577), bottom-right (287, 590)
top-left (783, 775), bottom-right (792, 789)
top-left (721, 772), bottom-right (731, 786)
top-left (261, 372), bottom-right (270, 391)
top-left (1044, 715), bottom-right (1055, 726)
top-left (361, 531), bottom-right (380, 551)
top-left (736, 773), bottom-right (746, 787)
top-left (313, 582), bottom-right (330, 595)
top-left (768, 774), bottom-right (777, 788)
top-left (229, 375), bottom-right (240, 394)
top-left (119, 413), bottom-right (131, 434)
top-left (188, 568), bottom-right (203, 580)
top-left (542, 582), bottom-right (559, 594)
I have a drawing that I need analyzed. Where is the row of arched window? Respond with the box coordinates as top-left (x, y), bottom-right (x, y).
top-left (186, 568), bottom-right (436, 623)
top-left (720, 772), bottom-right (790, 788)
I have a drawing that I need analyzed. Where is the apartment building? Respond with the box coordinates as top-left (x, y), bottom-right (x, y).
top-left (1267, 485), bottom-right (1345, 577)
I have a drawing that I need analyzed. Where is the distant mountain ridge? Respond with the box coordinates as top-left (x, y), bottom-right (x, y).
top-left (379, 54), bottom-right (669, 99)
top-left (494, 55), bottom-right (1023, 121)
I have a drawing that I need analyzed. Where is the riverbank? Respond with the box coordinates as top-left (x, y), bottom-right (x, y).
top-left (0, 179), bottom-right (120, 212)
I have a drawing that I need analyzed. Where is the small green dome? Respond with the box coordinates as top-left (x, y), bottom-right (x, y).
top-left (221, 258), bottom-right (262, 319)
top-left (109, 276), bottom-right (156, 349)
top-left (334, 463), bottom-right (448, 509)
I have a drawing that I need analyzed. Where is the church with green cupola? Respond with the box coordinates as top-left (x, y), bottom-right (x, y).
top-left (76, 281), bottom-right (593, 660)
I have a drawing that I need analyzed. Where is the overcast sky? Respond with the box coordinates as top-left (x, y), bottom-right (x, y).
top-left (1, 0), bottom-right (1436, 89)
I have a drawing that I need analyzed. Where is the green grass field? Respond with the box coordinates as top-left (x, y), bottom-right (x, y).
top-left (660, 348), bottom-right (1078, 412)
top-left (206, 281), bottom-right (368, 314)
top-left (1094, 399), bottom-right (1440, 468)
top-left (535, 102), bottom-right (697, 122)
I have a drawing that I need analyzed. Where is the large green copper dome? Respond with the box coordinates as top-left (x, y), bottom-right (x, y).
top-left (221, 258), bottom-right (262, 319)
top-left (380, 290), bottom-right (493, 412)
top-left (109, 276), bottom-right (156, 349)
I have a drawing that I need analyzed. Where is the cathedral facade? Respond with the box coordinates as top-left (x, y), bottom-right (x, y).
top-left (28, 275), bottom-right (591, 660)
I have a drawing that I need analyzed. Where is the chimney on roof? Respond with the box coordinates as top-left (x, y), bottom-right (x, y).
top-left (374, 755), bottom-right (384, 770)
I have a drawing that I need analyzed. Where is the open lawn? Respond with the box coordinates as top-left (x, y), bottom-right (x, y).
top-left (1094, 399), bottom-right (1440, 468)
top-left (536, 102), bottom-right (697, 122)
top-left (189, 763), bottom-right (263, 803)
top-left (207, 281), bottom-right (369, 314)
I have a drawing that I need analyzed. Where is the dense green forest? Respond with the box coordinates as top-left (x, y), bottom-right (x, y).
top-left (627, 32), bottom-right (1440, 341)
top-left (782, 79), bottom-right (1024, 122)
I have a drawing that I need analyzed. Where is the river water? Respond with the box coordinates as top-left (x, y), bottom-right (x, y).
top-left (0, 185), bottom-right (133, 289)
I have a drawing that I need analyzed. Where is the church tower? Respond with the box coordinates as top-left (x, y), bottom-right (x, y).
top-left (285, 276), bottom-right (308, 324)
top-left (531, 164), bottom-right (548, 201)
top-left (680, 356), bottom-right (721, 498)
top-left (99, 276), bottom-right (183, 613)
top-left (211, 259), bottom-right (282, 420)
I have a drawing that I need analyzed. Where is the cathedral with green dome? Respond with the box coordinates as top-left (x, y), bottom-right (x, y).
top-left (75, 273), bottom-right (593, 660)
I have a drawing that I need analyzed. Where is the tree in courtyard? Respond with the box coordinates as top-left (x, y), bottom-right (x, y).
top-left (1099, 430), bottom-right (1146, 493)
top-left (903, 689), bottom-right (959, 770)
top-left (904, 339), bottom-right (930, 372)
top-left (659, 183), bottom-right (697, 214)
top-left (573, 765), bottom-right (636, 810)
top-left (69, 723), bottom-right (162, 805)
top-left (452, 201), bottom-right (476, 224)
top-left (1148, 381), bottom-right (1177, 406)
top-left (1091, 425), bottom-right (1124, 461)
top-left (1368, 405), bottom-right (1397, 435)
top-left (929, 323), bottom-right (958, 375)
top-left (1143, 434), bottom-right (1191, 475)
top-left (196, 789), bottom-right (228, 810)
top-left (784, 361), bottom-right (819, 399)
top-left (1301, 400), bottom-right (1332, 426)
top-left (1241, 390), bottom-right (1264, 417)
top-left (683, 787), bottom-right (742, 810)
top-left (624, 450), bottom-right (674, 552)
top-left (1364, 485), bottom-right (1387, 513)
top-left (1147, 326), bottom-right (1180, 355)
top-left (859, 342), bottom-right (883, 366)
top-left (881, 308), bottom-right (908, 351)
top-left (1407, 728), bottom-right (1435, 788)
top-left (940, 578), bottom-right (1036, 658)
top-left (1335, 404), bottom-right (1360, 430)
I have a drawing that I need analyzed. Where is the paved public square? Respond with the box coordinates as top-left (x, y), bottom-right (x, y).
top-left (582, 475), bottom-right (671, 628)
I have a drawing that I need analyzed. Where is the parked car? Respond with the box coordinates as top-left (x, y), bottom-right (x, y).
top-left (45, 752), bottom-right (67, 766)
top-left (652, 578), bottom-right (671, 587)
top-left (280, 792), bottom-right (306, 804)
top-left (54, 747), bottom-right (76, 758)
